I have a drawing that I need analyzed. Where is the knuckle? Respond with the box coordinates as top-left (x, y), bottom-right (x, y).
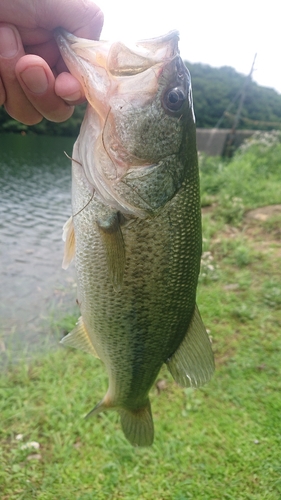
top-left (4, 102), bottom-right (43, 125)
top-left (43, 103), bottom-right (74, 123)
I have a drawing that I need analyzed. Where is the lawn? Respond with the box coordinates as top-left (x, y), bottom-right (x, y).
top-left (1, 132), bottom-right (281, 499)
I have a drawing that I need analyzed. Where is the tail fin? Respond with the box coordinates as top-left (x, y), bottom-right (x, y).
top-left (119, 400), bottom-right (154, 447)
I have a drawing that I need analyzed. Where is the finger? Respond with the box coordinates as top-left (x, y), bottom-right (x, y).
top-left (0, 76), bottom-right (5, 105)
top-left (25, 37), bottom-right (61, 68)
top-left (16, 55), bottom-right (75, 123)
top-left (42, 0), bottom-right (104, 40)
top-left (71, 6), bottom-right (104, 40)
top-left (0, 23), bottom-right (42, 124)
top-left (54, 72), bottom-right (86, 105)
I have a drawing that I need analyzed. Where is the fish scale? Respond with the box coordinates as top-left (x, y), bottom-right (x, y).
top-left (55, 28), bottom-right (215, 446)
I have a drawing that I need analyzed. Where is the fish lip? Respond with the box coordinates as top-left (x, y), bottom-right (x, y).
top-left (54, 27), bottom-right (76, 44)
top-left (136, 30), bottom-right (180, 47)
top-left (54, 27), bottom-right (179, 46)
top-left (139, 29), bottom-right (179, 41)
top-left (53, 28), bottom-right (76, 59)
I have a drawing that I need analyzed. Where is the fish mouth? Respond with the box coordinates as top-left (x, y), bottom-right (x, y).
top-left (54, 29), bottom-right (179, 72)
top-left (54, 28), bottom-right (180, 118)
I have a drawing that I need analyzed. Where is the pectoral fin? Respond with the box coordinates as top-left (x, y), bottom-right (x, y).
top-left (60, 316), bottom-right (99, 358)
top-left (166, 305), bottom-right (215, 387)
top-left (62, 216), bottom-right (75, 270)
top-left (97, 212), bottom-right (125, 291)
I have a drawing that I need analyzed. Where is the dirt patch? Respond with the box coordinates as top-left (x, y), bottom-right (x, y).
top-left (203, 203), bottom-right (281, 257)
top-left (245, 204), bottom-right (281, 221)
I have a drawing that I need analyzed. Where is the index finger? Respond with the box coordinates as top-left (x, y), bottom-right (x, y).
top-left (0, 24), bottom-right (42, 123)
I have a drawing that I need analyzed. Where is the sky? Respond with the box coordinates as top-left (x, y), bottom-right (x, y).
top-left (96, 0), bottom-right (281, 95)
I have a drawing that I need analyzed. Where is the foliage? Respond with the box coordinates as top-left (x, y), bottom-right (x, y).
top-left (200, 130), bottom-right (281, 214)
top-left (215, 195), bottom-right (245, 225)
top-left (1, 135), bottom-right (281, 498)
top-left (186, 61), bottom-right (281, 130)
top-left (0, 103), bottom-right (86, 137)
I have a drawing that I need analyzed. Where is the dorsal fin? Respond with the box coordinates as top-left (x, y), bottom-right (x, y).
top-left (60, 316), bottom-right (99, 358)
top-left (166, 305), bottom-right (215, 387)
top-left (62, 216), bottom-right (75, 270)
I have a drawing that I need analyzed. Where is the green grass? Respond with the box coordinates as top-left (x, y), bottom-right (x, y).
top-left (1, 132), bottom-right (281, 499)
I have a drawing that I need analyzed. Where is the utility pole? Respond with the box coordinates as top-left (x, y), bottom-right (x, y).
top-left (225, 53), bottom-right (257, 156)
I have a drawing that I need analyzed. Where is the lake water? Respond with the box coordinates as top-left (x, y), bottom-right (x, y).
top-left (0, 134), bottom-right (80, 361)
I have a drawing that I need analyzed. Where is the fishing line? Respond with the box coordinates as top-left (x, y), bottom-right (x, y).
top-left (64, 151), bottom-right (95, 217)
top-left (101, 106), bottom-right (118, 168)
top-left (72, 191), bottom-right (95, 217)
top-left (64, 151), bottom-right (82, 165)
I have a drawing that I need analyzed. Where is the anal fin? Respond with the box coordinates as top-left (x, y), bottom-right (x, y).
top-left (166, 305), bottom-right (215, 388)
top-left (97, 211), bottom-right (125, 292)
top-left (60, 316), bottom-right (99, 358)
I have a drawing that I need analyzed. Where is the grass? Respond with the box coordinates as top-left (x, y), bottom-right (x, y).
top-left (1, 131), bottom-right (281, 499)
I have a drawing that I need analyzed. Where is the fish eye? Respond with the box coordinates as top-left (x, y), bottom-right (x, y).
top-left (163, 87), bottom-right (186, 112)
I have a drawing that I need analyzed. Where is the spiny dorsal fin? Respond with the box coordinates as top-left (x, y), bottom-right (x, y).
top-left (166, 305), bottom-right (215, 388)
top-left (62, 216), bottom-right (75, 270)
top-left (97, 212), bottom-right (125, 292)
top-left (60, 316), bottom-right (99, 358)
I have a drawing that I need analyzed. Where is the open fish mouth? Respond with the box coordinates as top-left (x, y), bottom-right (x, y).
top-left (54, 29), bottom-right (180, 74)
top-left (54, 29), bottom-right (180, 119)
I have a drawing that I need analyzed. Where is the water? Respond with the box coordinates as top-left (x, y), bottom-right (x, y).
top-left (0, 134), bottom-right (79, 360)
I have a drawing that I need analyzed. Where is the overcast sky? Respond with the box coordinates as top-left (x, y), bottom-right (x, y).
top-left (97, 0), bottom-right (280, 94)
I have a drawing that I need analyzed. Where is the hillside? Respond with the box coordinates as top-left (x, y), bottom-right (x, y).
top-left (1, 63), bottom-right (281, 135)
top-left (187, 62), bottom-right (281, 130)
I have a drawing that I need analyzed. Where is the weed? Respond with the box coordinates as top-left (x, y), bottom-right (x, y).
top-left (215, 195), bottom-right (245, 225)
top-left (199, 251), bottom-right (220, 283)
top-left (262, 280), bottom-right (281, 309)
top-left (231, 303), bottom-right (257, 322)
top-left (233, 244), bottom-right (253, 267)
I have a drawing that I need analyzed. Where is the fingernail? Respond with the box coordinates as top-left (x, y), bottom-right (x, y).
top-left (0, 26), bottom-right (19, 58)
top-left (64, 90), bottom-right (82, 102)
top-left (20, 66), bottom-right (48, 94)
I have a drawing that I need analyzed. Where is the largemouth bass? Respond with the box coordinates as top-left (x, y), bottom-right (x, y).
top-left (55, 29), bottom-right (215, 447)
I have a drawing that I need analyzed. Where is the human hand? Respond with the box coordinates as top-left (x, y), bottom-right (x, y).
top-left (0, 0), bottom-right (103, 125)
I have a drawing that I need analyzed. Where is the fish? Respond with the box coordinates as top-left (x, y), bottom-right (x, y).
top-left (55, 28), bottom-right (215, 447)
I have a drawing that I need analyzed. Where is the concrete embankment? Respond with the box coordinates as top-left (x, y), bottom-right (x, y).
top-left (196, 129), bottom-right (256, 156)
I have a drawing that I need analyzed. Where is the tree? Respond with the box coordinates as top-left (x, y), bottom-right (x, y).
top-left (186, 61), bottom-right (281, 130)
